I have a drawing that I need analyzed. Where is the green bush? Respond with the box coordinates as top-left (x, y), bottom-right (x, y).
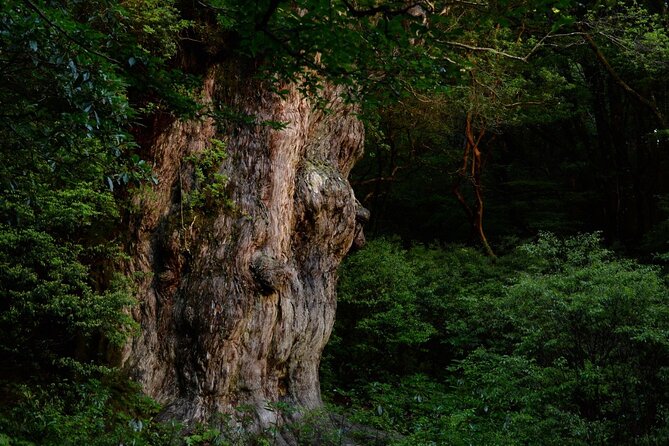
top-left (0, 378), bottom-right (184, 446)
top-left (325, 234), bottom-right (669, 444)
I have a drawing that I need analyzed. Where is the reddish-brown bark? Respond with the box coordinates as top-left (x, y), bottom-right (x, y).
top-left (120, 64), bottom-right (365, 435)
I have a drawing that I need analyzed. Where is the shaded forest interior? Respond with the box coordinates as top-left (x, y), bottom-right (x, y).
top-left (2, 0), bottom-right (669, 445)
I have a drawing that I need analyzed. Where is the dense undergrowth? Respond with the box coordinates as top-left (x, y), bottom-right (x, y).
top-left (2, 233), bottom-right (669, 445)
top-left (322, 234), bottom-right (669, 445)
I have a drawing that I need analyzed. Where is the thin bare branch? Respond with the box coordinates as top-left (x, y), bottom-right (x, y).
top-left (582, 31), bottom-right (665, 126)
top-left (441, 30), bottom-right (588, 63)
top-left (442, 40), bottom-right (530, 61)
top-left (502, 100), bottom-right (544, 108)
top-left (340, 0), bottom-right (422, 18)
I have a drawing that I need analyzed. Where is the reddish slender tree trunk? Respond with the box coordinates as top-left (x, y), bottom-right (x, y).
top-left (452, 112), bottom-right (495, 257)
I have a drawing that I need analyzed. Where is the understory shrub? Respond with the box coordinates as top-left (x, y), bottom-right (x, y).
top-left (325, 234), bottom-right (669, 444)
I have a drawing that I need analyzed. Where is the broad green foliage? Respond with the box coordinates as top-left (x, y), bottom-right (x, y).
top-left (326, 239), bottom-right (437, 382)
top-left (122, 0), bottom-right (190, 59)
top-left (0, 0), bottom-right (198, 359)
top-left (0, 0), bottom-right (140, 378)
top-left (205, 0), bottom-right (578, 106)
top-left (326, 234), bottom-right (669, 444)
top-left (0, 379), bottom-right (181, 446)
top-left (324, 238), bottom-right (515, 383)
top-left (588, 2), bottom-right (669, 77)
top-left (0, 0), bottom-right (192, 443)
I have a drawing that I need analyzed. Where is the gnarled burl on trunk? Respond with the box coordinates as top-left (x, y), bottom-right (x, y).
top-left (120, 65), bottom-right (366, 429)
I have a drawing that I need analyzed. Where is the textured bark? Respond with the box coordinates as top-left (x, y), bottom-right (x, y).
top-left (121, 64), bottom-right (365, 431)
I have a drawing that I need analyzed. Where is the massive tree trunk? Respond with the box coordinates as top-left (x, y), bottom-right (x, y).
top-left (120, 62), bottom-right (366, 431)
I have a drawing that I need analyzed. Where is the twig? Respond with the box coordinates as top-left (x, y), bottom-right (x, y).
top-left (340, 0), bottom-right (423, 18)
top-left (501, 100), bottom-right (543, 108)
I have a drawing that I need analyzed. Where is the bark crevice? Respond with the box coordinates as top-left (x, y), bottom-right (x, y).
top-left (121, 64), bottom-right (365, 431)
